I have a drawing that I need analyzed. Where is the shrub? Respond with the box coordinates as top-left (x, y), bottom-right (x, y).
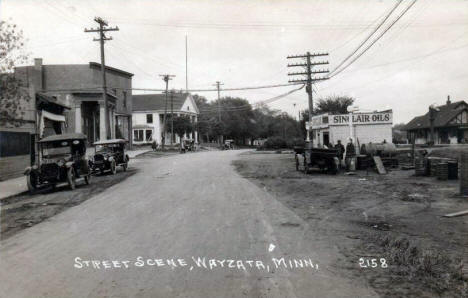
top-left (263, 137), bottom-right (288, 149)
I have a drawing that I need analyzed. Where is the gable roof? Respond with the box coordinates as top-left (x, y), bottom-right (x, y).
top-left (403, 101), bottom-right (468, 131)
top-left (132, 93), bottom-right (198, 113)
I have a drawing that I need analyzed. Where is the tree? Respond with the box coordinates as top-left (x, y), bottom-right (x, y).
top-left (315, 95), bottom-right (355, 115)
top-left (392, 123), bottom-right (408, 144)
top-left (0, 21), bottom-right (30, 127)
top-left (166, 115), bottom-right (193, 141)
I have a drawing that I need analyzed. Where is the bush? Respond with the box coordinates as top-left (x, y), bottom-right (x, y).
top-left (263, 137), bottom-right (288, 149)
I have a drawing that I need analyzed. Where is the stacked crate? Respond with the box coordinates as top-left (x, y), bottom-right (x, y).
top-left (437, 162), bottom-right (448, 180)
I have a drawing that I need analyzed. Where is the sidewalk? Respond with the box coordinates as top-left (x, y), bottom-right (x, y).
top-left (0, 176), bottom-right (27, 200)
top-left (0, 148), bottom-right (151, 201)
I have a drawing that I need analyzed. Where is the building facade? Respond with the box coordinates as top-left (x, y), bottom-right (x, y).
top-left (0, 58), bottom-right (133, 180)
top-left (13, 59), bottom-right (134, 146)
top-left (404, 98), bottom-right (468, 144)
top-left (309, 110), bottom-right (393, 147)
top-left (132, 93), bottom-right (199, 145)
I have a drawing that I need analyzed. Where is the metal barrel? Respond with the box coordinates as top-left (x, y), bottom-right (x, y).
top-left (414, 155), bottom-right (425, 176)
top-left (448, 161), bottom-right (458, 180)
top-left (361, 143), bottom-right (397, 156)
top-left (460, 152), bottom-right (468, 195)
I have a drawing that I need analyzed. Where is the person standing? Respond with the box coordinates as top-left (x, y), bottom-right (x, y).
top-left (345, 138), bottom-right (356, 171)
top-left (335, 140), bottom-right (345, 167)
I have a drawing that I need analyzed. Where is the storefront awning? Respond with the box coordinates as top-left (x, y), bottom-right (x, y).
top-left (39, 110), bottom-right (66, 137)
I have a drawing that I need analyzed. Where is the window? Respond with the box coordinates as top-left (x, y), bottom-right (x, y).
top-left (133, 129), bottom-right (153, 142)
top-left (133, 130), bottom-right (144, 142)
top-left (146, 114), bottom-right (153, 124)
top-left (145, 130), bottom-right (153, 141)
top-left (123, 91), bottom-right (127, 108)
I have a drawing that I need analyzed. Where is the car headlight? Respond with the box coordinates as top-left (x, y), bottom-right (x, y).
top-left (57, 160), bottom-right (65, 167)
top-left (32, 165), bottom-right (38, 170)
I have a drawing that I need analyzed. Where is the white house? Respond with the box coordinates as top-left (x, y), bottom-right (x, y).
top-left (132, 92), bottom-right (199, 145)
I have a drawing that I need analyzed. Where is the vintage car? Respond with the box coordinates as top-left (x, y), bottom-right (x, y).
top-left (90, 139), bottom-right (129, 174)
top-left (294, 143), bottom-right (340, 175)
top-left (24, 133), bottom-right (91, 193)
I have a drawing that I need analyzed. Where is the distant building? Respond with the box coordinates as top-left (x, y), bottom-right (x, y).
top-left (403, 97), bottom-right (468, 144)
top-left (310, 110), bottom-right (393, 146)
top-left (132, 93), bottom-right (199, 145)
top-left (0, 58), bottom-right (133, 180)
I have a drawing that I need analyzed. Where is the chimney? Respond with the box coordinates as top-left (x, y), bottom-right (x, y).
top-left (34, 58), bottom-right (42, 70)
top-left (447, 95), bottom-right (451, 105)
top-left (32, 58), bottom-right (43, 91)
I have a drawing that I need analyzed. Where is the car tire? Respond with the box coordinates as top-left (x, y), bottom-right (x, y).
top-left (122, 162), bottom-right (128, 172)
top-left (26, 174), bottom-right (37, 194)
top-left (67, 168), bottom-right (76, 190)
top-left (111, 160), bottom-right (117, 175)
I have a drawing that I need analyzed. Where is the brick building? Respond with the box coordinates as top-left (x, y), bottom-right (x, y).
top-left (0, 58), bottom-right (133, 180)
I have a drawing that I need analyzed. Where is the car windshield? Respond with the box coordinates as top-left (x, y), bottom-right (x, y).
top-left (96, 144), bottom-right (120, 153)
top-left (41, 141), bottom-right (72, 158)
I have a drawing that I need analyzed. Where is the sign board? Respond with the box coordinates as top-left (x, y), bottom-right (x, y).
top-left (310, 114), bottom-right (329, 129)
top-left (330, 112), bottom-right (392, 126)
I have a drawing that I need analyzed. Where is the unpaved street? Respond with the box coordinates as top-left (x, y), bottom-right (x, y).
top-left (0, 150), bottom-right (376, 298)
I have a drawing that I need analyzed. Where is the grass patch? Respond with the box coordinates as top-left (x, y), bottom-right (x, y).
top-left (371, 234), bottom-right (467, 297)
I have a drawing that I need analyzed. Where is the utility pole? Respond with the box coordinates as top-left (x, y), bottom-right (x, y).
top-left (213, 81), bottom-right (224, 145)
top-left (287, 52), bottom-right (329, 143)
top-left (170, 91), bottom-right (174, 144)
top-left (160, 74), bottom-right (175, 149)
top-left (185, 35), bottom-right (188, 92)
top-left (85, 17), bottom-right (119, 140)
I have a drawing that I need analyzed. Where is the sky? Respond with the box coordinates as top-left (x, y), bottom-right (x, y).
top-left (1, 0), bottom-right (468, 124)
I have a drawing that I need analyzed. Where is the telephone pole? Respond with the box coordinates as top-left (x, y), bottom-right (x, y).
top-left (160, 74), bottom-right (175, 149)
top-left (213, 81), bottom-right (224, 145)
top-left (287, 52), bottom-right (329, 143)
top-left (85, 17), bottom-right (119, 140)
top-left (170, 91), bottom-right (174, 144)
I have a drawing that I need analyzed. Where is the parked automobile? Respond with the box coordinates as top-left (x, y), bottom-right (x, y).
top-left (24, 133), bottom-right (91, 193)
top-left (90, 139), bottom-right (129, 175)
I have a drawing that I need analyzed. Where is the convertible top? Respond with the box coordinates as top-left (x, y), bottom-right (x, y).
top-left (93, 139), bottom-right (128, 145)
top-left (38, 133), bottom-right (87, 143)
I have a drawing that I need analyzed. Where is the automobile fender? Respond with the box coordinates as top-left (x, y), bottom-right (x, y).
top-left (65, 161), bottom-right (74, 168)
top-left (24, 166), bottom-right (32, 175)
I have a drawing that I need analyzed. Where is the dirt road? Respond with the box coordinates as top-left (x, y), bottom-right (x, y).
top-left (0, 150), bottom-right (376, 298)
top-left (234, 152), bottom-right (468, 297)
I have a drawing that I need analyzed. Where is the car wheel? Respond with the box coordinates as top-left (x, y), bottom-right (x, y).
top-left (26, 174), bottom-right (37, 194)
top-left (111, 160), bottom-right (117, 175)
top-left (122, 162), bottom-right (128, 172)
top-left (84, 173), bottom-right (91, 185)
top-left (67, 168), bottom-right (76, 190)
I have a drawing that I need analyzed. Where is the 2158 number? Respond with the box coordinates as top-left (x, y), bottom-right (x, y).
top-left (359, 258), bottom-right (387, 268)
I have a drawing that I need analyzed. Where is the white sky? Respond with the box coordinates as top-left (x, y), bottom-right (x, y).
top-left (1, 0), bottom-right (467, 124)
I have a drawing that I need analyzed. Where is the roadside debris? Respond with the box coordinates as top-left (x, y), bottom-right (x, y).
top-left (443, 209), bottom-right (468, 218)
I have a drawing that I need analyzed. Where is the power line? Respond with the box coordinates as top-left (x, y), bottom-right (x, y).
top-left (330, 0), bottom-right (418, 78)
top-left (329, 0), bottom-right (402, 76)
top-left (199, 84), bottom-right (305, 113)
top-left (43, 82), bottom-right (304, 93)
